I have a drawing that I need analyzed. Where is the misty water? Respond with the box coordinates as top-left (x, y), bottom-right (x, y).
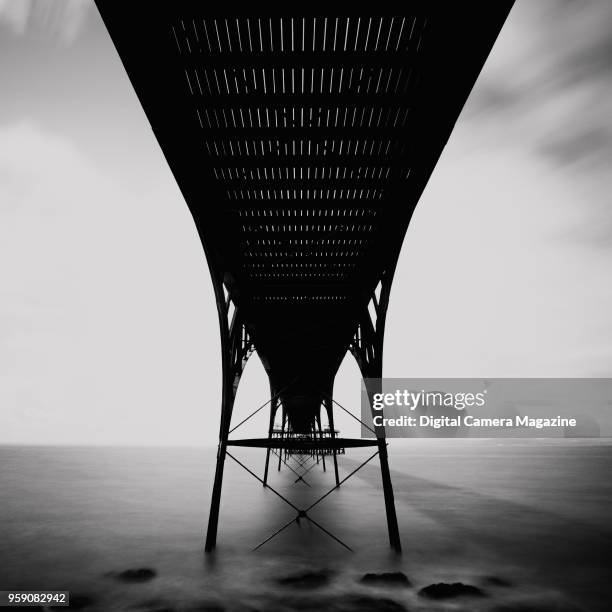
top-left (1, 440), bottom-right (611, 611)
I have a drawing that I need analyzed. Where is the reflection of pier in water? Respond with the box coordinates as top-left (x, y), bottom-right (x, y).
top-left (94, 3), bottom-right (514, 552)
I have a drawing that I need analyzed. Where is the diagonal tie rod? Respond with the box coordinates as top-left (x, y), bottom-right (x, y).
top-left (226, 451), bottom-right (352, 551)
top-left (305, 449), bottom-right (380, 513)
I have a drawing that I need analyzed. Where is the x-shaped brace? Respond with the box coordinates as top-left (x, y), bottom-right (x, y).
top-left (270, 448), bottom-right (312, 486)
top-left (226, 449), bottom-right (380, 551)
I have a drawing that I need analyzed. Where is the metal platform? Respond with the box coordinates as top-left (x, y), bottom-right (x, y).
top-left (228, 437), bottom-right (373, 450)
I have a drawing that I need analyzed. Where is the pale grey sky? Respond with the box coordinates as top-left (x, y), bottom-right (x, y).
top-left (1, 1), bottom-right (611, 445)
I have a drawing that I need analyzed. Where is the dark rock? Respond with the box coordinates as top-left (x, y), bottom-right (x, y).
top-left (115, 567), bottom-right (157, 582)
top-left (277, 570), bottom-right (332, 589)
top-left (419, 582), bottom-right (485, 599)
top-left (360, 572), bottom-right (411, 587)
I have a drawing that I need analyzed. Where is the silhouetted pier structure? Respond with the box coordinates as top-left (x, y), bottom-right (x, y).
top-left (95, 3), bottom-right (514, 553)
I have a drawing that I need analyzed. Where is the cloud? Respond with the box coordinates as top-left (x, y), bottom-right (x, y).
top-left (0, 120), bottom-right (220, 445)
top-left (0, 0), bottom-right (91, 44)
top-left (458, 0), bottom-right (612, 245)
top-left (0, 0), bottom-right (29, 34)
top-left (466, 0), bottom-right (612, 164)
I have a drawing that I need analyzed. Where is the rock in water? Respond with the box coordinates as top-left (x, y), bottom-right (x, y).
top-left (276, 570), bottom-right (332, 589)
top-left (116, 567), bottom-right (157, 582)
top-left (360, 572), bottom-right (411, 587)
top-left (419, 582), bottom-right (485, 599)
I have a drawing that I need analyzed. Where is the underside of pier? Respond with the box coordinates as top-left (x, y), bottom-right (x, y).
top-left (95, 2), bottom-right (514, 553)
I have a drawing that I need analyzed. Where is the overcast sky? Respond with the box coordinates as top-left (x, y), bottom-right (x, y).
top-left (1, 1), bottom-right (611, 445)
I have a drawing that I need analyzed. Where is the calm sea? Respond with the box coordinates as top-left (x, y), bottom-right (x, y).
top-left (1, 440), bottom-right (611, 611)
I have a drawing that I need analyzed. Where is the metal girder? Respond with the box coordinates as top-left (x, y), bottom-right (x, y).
top-left (227, 437), bottom-right (379, 449)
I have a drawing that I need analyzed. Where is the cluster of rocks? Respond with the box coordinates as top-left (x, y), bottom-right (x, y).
top-left (271, 569), bottom-right (491, 611)
top-left (48, 565), bottom-right (578, 612)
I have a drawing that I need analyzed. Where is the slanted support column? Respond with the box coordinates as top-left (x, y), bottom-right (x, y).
top-left (350, 274), bottom-right (402, 553)
top-left (367, 378), bottom-right (401, 553)
top-left (263, 396), bottom-right (278, 486)
top-left (325, 398), bottom-right (340, 486)
top-left (277, 405), bottom-right (286, 471)
top-left (205, 281), bottom-right (252, 553)
top-left (205, 361), bottom-right (235, 552)
top-left (205, 438), bottom-right (229, 552)
top-left (316, 412), bottom-right (326, 472)
top-left (377, 439), bottom-right (401, 552)
top-left (359, 373), bottom-right (401, 552)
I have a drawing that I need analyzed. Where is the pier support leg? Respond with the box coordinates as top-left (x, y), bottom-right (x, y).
top-left (263, 398), bottom-right (277, 486)
top-left (205, 373), bottom-right (235, 552)
top-left (363, 378), bottom-right (401, 553)
top-left (348, 274), bottom-right (402, 552)
top-left (377, 439), bottom-right (401, 552)
top-left (325, 399), bottom-right (340, 487)
top-left (205, 286), bottom-right (252, 553)
top-left (316, 413), bottom-right (326, 472)
top-left (277, 407), bottom-right (286, 471)
top-left (205, 439), bottom-right (228, 552)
